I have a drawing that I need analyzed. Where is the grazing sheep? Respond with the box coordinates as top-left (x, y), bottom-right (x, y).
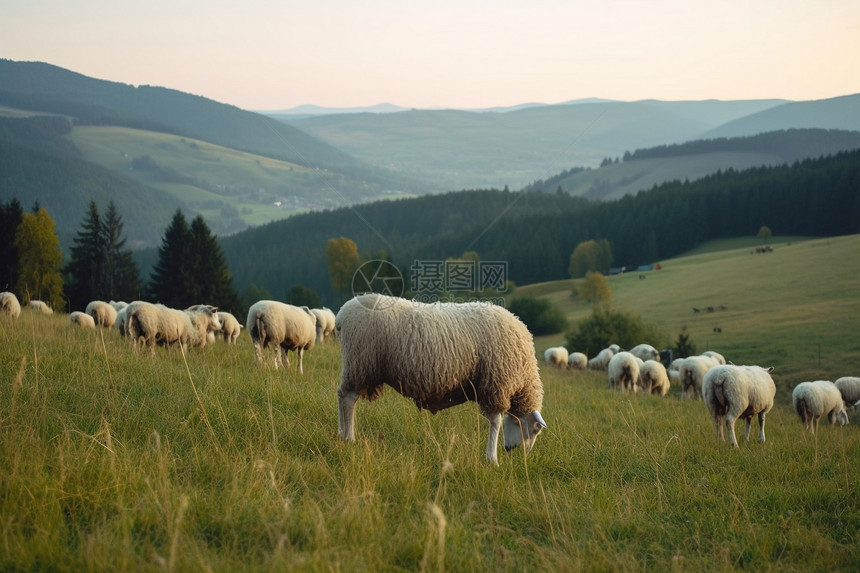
top-left (678, 355), bottom-right (721, 399)
top-left (109, 300), bottom-right (128, 311)
top-left (608, 351), bottom-right (641, 392)
top-left (114, 304), bottom-right (131, 337)
top-left (588, 347), bottom-right (615, 371)
top-left (608, 344), bottom-right (621, 353)
top-left (0, 291), bottom-right (21, 320)
top-left (310, 307), bottom-right (337, 344)
top-left (629, 343), bottom-right (659, 362)
top-left (834, 376), bottom-right (860, 407)
top-left (335, 294), bottom-right (546, 465)
top-left (567, 351), bottom-right (587, 370)
top-left (667, 358), bottom-right (684, 386)
top-left (128, 302), bottom-right (221, 356)
top-left (639, 360), bottom-right (670, 396)
top-left (792, 380), bottom-right (849, 434)
top-left (701, 350), bottom-right (727, 365)
top-left (69, 311), bottom-right (96, 329)
top-left (27, 300), bottom-right (53, 314)
top-left (702, 364), bottom-right (776, 448)
top-left (86, 300), bottom-right (118, 328)
top-left (544, 346), bottom-right (569, 369)
top-left (213, 311), bottom-right (242, 344)
top-left (246, 301), bottom-right (317, 374)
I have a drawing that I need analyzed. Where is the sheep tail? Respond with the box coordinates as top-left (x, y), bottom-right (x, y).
top-left (254, 315), bottom-right (267, 346)
top-left (712, 375), bottom-right (726, 407)
top-left (795, 396), bottom-right (810, 422)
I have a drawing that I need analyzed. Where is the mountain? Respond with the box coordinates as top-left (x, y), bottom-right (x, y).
top-left (703, 94), bottom-right (860, 139)
top-left (265, 103), bottom-right (409, 117)
top-left (281, 99), bottom-right (790, 191)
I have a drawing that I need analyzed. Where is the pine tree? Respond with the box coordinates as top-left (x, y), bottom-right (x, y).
top-left (148, 210), bottom-right (193, 308)
top-left (63, 201), bottom-right (104, 310)
top-left (0, 198), bottom-right (23, 291)
top-left (189, 215), bottom-right (239, 311)
top-left (15, 208), bottom-right (64, 309)
top-left (103, 201), bottom-right (141, 301)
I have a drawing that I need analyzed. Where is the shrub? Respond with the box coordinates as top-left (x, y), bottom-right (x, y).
top-left (565, 308), bottom-right (666, 357)
top-left (507, 296), bottom-right (568, 336)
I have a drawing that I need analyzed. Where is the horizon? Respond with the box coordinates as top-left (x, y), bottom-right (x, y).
top-left (3, 1), bottom-right (859, 111)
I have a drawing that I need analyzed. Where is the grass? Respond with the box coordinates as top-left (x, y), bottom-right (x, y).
top-left (1, 237), bottom-right (859, 571)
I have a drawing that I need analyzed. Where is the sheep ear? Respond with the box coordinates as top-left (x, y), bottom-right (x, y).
top-left (533, 411), bottom-right (547, 429)
top-left (765, 366), bottom-right (774, 373)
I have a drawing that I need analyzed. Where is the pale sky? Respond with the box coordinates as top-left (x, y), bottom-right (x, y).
top-left (3, 0), bottom-right (859, 111)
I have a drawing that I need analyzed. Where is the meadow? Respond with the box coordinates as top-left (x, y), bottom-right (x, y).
top-left (1, 236), bottom-right (859, 571)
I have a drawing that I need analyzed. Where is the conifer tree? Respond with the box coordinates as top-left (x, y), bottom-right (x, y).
top-left (15, 208), bottom-right (64, 309)
top-left (188, 215), bottom-right (239, 311)
top-left (148, 209), bottom-right (193, 308)
top-left (0, 198), bottom-right (23, 291)
top-left (103, 201), bottom-right (141, 301)
top-left (63, 201), bottom-right (104, 310)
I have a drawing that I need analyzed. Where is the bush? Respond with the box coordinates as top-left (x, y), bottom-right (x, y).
top-left (507, 296), bottom-right (568, 336)
top-left (565, 308), bottom-right (666, 357)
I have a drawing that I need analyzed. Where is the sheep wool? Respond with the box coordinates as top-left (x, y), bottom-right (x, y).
top-left (544, 346), bottom-right (569, 369)
top-left (629, 344), bottom-right (660, 362)
top-left (834, 376), bottom-right (860, 406)
top-left (27, 300), bottom-right (53, 314)
top-left (335, 293), bottom-right (546, 465)
top-left (702, 364), bottom-right (776, 448)
top-left (246, 300), bottom-right (317, 374)
top-left (86, 300), bottom-right (118, 328)
top-left (215, 311), bottom-right (242, 344)
top-left (678, 355), bottom-right (721, 399)
top-left (792, 380), bottom-right (849, 434)
top-left (639, 359), bottom-right (670, 396)
top-left (69, 311), bottom-right (96, 329)
top-left (310, 307), bottom-right (337, 344)
top-left (0, 291), bottom-right (21, 320)
top-left (588, 347), bottom-right (615, 371)
top-left (567, 352), bottom-right (587, 370)
top-left (608, 351), bottom-right (641, 392)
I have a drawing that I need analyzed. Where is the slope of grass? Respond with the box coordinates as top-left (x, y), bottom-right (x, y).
top-left (1, 236), bottom-right (858, 570)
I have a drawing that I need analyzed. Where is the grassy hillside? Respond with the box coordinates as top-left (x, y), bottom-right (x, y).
top-left (522, 234), bottom-right (860, 399)
top-left (0, 236), bottom-right (858, 570)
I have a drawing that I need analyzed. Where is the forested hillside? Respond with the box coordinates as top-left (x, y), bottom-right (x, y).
top-left (217, 150), bottom-right (860, 307)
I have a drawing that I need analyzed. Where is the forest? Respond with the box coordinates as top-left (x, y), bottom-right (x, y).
top-left (219, 149), bottom-right (860, 307)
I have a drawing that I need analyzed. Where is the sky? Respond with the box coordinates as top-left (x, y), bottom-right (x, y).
top-left (3, 0), bottom-right (859, 111)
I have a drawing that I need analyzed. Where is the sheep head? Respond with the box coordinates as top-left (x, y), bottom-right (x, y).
top-left (503, 410), bottom-right (547, 453)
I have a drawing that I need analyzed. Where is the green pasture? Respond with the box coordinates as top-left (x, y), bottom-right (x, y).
top-left (1, 236), bottom-right (859, 570)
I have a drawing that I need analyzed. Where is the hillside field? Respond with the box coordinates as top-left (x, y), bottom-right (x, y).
top-left (0, 236), bottom-right (858, 570)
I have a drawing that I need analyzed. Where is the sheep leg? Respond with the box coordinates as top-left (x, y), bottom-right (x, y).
top-left (757, 412), bottom-right (766, 443)
top-left (297, 348), bottom-right (304, 375)
top-left (713, 415), bottom-right (724, 441)
top-left (338, 388), bottom-right (359, 441)
top-left (254, 341), bottom-right (264, 364)
top-left (744, 418), bottom-right (752, 443)
top-left (484, 412), bottom-right (501, 465)
top-left (726, 417), bottom-right (739, 448)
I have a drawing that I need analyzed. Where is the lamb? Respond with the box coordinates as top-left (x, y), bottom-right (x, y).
top-left (85, 300), bottom-right (118, 328)
top-left (701, 350), bottom-right (727, 365)
top-left (639, 359), bottom-right (670, 396)
top-left (702, 364), bottom-right (776, 448)
top-left (69, 311), bottom-right (96, 329)
top-left (310, 307), bottom-right (337, 344)
top-left (335, 293), bottom-right (546, 465)
top-left (27, 300), bottom-right (53, 314)
top-left (608, 351), bottom-right (641, 392)
top-left (677, 355), bottom-right (721, 399)
top-left (543, 346), bottom-right (569, 369)
top-left (127, 302), bottom-right (221, 355)
top-left (792, 380), bottom-right (849, 434)
top-left (246, 300), bottom-right (317, 374)
top-left (629, 343), bottom-right (659, 362)
top-left (588, 347), bottom-right (615, 370)
top-left (834, 376), bottom-right (860, 407)
top-left (567, 351), bottom-right (587, 370)
top-left (213, 311), bottom-right (242, 343)
top-left (0, 291), bottom-right (21, 320)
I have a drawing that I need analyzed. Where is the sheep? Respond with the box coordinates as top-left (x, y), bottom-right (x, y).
top-left (834, 376), bottom-right (860, 407)
top-left (567, 351), bottom-right (587, 370)
top-left (213, 311), bottom-right (242, 344)
top-left (678, 355), bottom-right (721, 399)
top-left (109, 300), bottom-right (128, 311)
top-left (629, 343), bottom-right (659, 362)
top-left (639, 359), bottom-right (670, 396)
top-left (27, 300), bottom-right (53, 314)
top-left (86, 300), bottom-right (118, 328)
top-left (792, 380), bottom-right (849, 434)
top-left (246, 300), bottom-right (317, 374)
top-left (588, 347), bottom-right (615, 371)
top-left (608, 344), bottom-right (621, 353)
top-left (69, 311), bottom-right (96, 329)
top-left (701, 350), bottom-right (727, 365)
top-left (335, 293), bottom-right (546, 465)
top-left (114, 304), bottom-right (131, 337)
top-left (127, 302), bottom-right (221, 356)
top-left (543, 346), bottom-right (569, 369)
top-left (702, 364), bottom-right (776, 448)
top-left (667, 358), bottom-right (684, 387)
top-left (0, 291), bottom-right (21, 320)
top-left (608, 351), bottom-right (641, 392)
top-left (310, 307), bottom-right (337, 344)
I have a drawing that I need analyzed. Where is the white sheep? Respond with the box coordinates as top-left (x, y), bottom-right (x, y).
top-left (792, 380), bottom-right (849, 434)
top-left (246, 300), bottom-right (317, 374)
top-left (567, 351), bottom-right (587, 370)
top-left (335, 293), bottom-right (546, 465)
top-left (639, 360), bottom-right (670, 396)
top-left (678, 355), bottom-right (721, 399)
top-left (834, 376), bottom-right (860, 407)
top-left (127, 302), bottom-right (221, 356)
top-left (109, 300), bottom-right (128, 311)
top-left (608, 351), bottom-right (641, 392)
top-left (702, 364), bottom-right (776, 448)
top-left (114, 304), bottom-right (132, 337)
top-left (310, 307), bottom-right (337, 344)
top-left (543, 346), bottom-right (569, 369)
top-left (608, 344), bottom-right (621, 353)
top-left (629, 343), bottom-right (659, 362)
top-left (701, 350), bottom-right (727, 365)
top-left (86, 300), bottom-right (118, 328)
top-left (212, 311), bottom-right (242, 344)
top-left (667, 358), bottom-right (684, 387)
top-left (588, 347), bottom-right (615, 370)
top-left (27, 300), bottom-right (53, 314)
top-left (69, 311), bottom-right (96, 329)
top-left (0, 291), bottom-right (21, 320)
